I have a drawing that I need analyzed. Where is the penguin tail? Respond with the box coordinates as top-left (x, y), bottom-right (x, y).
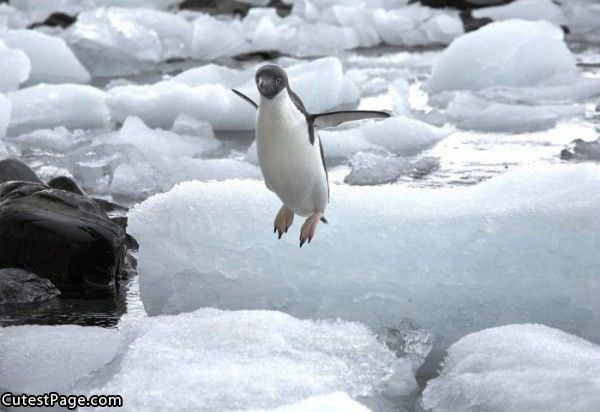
top-left (320, 217), bottom-right (328, 224)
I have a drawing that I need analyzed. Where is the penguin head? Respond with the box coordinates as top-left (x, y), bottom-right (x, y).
top-left (255, 64), bottom-right (288, 99)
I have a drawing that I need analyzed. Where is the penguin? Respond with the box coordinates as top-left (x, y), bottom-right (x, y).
top-left (233, 64), bottom-right (389, 247)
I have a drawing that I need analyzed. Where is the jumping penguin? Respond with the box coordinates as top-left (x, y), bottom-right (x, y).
top-left (233, 64), bottom-right (389, 247)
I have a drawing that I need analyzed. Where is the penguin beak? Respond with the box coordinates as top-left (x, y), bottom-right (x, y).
top-left (257, 76), bottom-right (275, 96)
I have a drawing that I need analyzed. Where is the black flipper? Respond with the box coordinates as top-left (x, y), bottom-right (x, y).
top-left (232, 89), bottom-right (258, 109)
top-left (310, 110), bottom-right (390, 128)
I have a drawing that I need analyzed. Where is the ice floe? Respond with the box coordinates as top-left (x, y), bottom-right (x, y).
top-left (422, 324), bottom-right (600, 412)
top-left (128, 164), bottom-right (600, 372)
top-left (0, 38), bottom-right (30, 93)
top-left (82, 308), bottom-right (414, 411)
top-left (6, 84), bottom-right (110, 136)
top-left (107, 57), bottom-right (359, 131)
top-left (0, 94), bottom-right (11, 138)
top-left (3, 29), bottom-right (91, 85)
top-left (428, 20), bottom-right (579, 94)
top-left (0, 325), bottom-right (120, 393)
top-left (67, 7), bottom-right (192, 77)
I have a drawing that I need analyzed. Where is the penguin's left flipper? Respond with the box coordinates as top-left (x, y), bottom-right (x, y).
top-left (311, 110), bottom-right (390, 129)
top-left (231, 89), bottom-right (258, 109)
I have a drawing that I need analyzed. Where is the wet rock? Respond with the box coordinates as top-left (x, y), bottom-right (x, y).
top-left (0, 159), bottom-right (42, 184)
top-left (47, 175), bottom-right (85, 195)
top-left (29, 12), bottom-right (77, 29)
top-left (0, 180), bottom-right (127, 292)
top-left (460, 10), bottom-right (493, 32)
top-left (561, 138), bottom-right (600, 162)
top-left (0, 268), bottom-right (61, 304)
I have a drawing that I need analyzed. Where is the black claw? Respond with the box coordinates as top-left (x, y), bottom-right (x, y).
top-left (308, 237), bottom-right (312, 244)
top-left (300, 239), bottom-right (305, 248)
top-left (285, 226), bottom-right (288, 233)
top-left (278, 231), bottom-right (283, 239)
top-left (273, 227), bottom-right (277, 233)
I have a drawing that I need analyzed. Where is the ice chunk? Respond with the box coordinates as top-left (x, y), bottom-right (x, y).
top-left (0, 4), bottom-right (29, 30)
top-left (245, 116), bottom-right (446, 164)
top-left (108, 116), bottom-right (220, 159)
top-left (0, 325), bottom-right (120, 393)
top-left (3, 29), bottom-right (91, 85)
top-left (107, 58), bottom-right (358, 131)
top-left (422, 324), bottom-right (600, 412)
top-left (373, 5), bottom-right (463, 47)
top-left (7, 84), bottom-right (110, 135)
top-left (128, 164), bottom-right (600, 373)
top-left (561, 138), bottom-right (600, 162)
top-left (68, 7), bottom-right (192, 77)
top-left (428, 20), bottom-right (579, 93)
top-left (0, 38), bottom-right (30, 92)
top-left (266, 392), bottom-right (371, 412)
top-left (563, 0), bottom-right (600, 44)
top-left (344, 152), bottom-right (439, 185)
top-left (10, 0), bottom-right (184, 23)
top-left (0, 94), bottom-right (11, 138)
top-left (84, 309), bottom-right (412, 411)
top-left (190, 14), bottom-right (248, 60)
top-left (440, 92), bottom-right (583, 132)
top-left (320, 116), bottom-right (448, 159)
top-left (473, 0), bottom-right (567, 26)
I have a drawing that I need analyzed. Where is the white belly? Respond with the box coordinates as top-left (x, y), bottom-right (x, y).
top-left (256, 90), bottom-right (328, 217)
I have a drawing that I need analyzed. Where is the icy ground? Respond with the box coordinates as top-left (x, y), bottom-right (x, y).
top-left (1, 1), bottom-right (600, 411)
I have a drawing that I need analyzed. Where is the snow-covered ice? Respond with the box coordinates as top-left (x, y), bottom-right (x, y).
top-left (6, 84), bottom-right (110, 136)
top-left (422, 324), bottom-right (600, 412)
top-left (428, 20), bottom-right (579, 93)
top-left (128, 164), bottom-right (600, 371)
top-left (83, 308), bottom-right (414, 411)
top-left (107, 57), bottom-right (359, 131)
top-left (0, 325), bottom-right (120, 393)
top-left (0, 38), bottom-right (30, 92)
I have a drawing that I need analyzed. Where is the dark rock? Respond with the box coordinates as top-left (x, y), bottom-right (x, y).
top-left (0, 180), bottom-right (127, 292)
top-left (28, 12), bottom-right (77, 29)
top-left (48, 176), bottom-right (85, 195)
top-left (179, 0), bottom-right (291, 17)
top-left (0, 159), bottom-right (43, 184)
top-left (418, 0), bottom-right (511, 10)
top-left (0, 268), bottom-right (61, 304)
top-left (460, 10), bottom-right (493, 32)
top-left (561, 138), bottom-right (600, 162)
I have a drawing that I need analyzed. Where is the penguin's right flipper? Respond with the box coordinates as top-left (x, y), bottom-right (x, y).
top-left (231, 89), bottom-right (258, 109)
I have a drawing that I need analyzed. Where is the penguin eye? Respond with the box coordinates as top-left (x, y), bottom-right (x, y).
top-left (275, 77), bottom-right (282, 85)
